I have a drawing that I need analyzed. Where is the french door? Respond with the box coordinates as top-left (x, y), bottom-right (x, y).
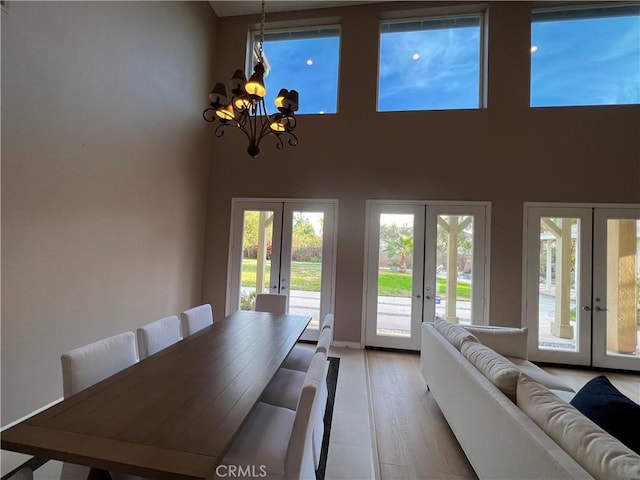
top-left (364, 201), bottom-right (490, 350)
top-left (226, 199), bottom-right (337, 340)
top-left (524, 204), bottom-right (640, 370)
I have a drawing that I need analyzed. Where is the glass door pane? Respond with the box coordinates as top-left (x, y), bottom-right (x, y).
top-left (525, 206), bottom-right (592, 365)
top-left (536, 217), bottom-right (580, 352)
top-left (434, 215), bottom-right (475, 324)
top-left (424, 204), bottom-right (487, 325)
top-left (239, 210), bottom-right (276, 311)
top-left (288, 211), bottom-right (325, 329)
top-left (593, 209), bottom-right (640, 370)
top-left (281, 202), bottom-right (336, 341)
top-left (376, 213), bottom-right (415, 338)
top-left (227, 202), bottom-right (282, 315)
top-left (365, 204), bottom-right (424, 350)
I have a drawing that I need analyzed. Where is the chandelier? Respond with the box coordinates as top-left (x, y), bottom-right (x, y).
top-left (203, 0), bottom-right (299, 158)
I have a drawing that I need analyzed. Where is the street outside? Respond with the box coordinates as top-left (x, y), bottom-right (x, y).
top-left (252, 288), bottom-right (639, 354)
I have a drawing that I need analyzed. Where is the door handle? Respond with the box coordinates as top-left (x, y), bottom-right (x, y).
top-left (581, 306), bottom-right (591, 312)
top-left (595, 306), bottom-right (608, 312)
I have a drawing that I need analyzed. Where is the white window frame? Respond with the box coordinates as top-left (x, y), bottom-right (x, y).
top-left (530, 3), bottom-right (640, 108)
top-left (247, 24), bottom-right (342, 115)
top-left (377, 8), bottom-right (488, 112)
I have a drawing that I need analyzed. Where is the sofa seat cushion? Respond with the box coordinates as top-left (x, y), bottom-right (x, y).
top-left (570, 375), bottom-right (640, 454)
top-left (434, 318), bottom-right (478, 350)
top-left (506, 357), bottom-right (574, 392)
top-left (517, 373), bottom-right (640, 480)
top-left (464, 325), bottom-right (528, 359)
top-left (461, 341), bottom-right (520, 402)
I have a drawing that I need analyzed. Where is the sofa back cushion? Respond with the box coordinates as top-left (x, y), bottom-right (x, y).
top-left (460, 341), bottom-right (519, 402)
top-left (463, 325), bottom-right (528, 359)
top-left (507, 356), bottom-right (574, 393)
top-left (434, 318), bottom-right (478, 350)
top-left (517, 373), bottom-right (640, 480)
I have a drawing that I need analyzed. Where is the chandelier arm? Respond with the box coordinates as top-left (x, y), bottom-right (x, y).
top-left (249, 105), bottom-right (261, 148)
top-left (285, 132), bottom-right (298, 146)
top-left (236, 118), bottom-right (255, 145)
top-left (214, 123), bottom-right (228, 138)
top-left (256, 102), bottom-right (275, 141)
top-left (203, 108), bottom-right (217, 122)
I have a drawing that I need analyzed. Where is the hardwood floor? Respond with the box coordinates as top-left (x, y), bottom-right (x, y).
top-left (366, 350), bottom-right (477, 480)
top-left (366, 349), bottom-right (640, 480)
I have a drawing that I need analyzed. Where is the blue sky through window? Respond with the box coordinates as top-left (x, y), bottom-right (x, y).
top-left (252, 6), bottom-right (639, 114)
top-left (531, 9), bottom-right (640, 107)
top-left (378, 19), bottom-right (481, 111)
top-left (259, 30), bottom-right (340, 115)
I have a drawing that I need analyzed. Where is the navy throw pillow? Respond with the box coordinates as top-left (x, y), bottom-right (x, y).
top-left (570, 375), bottom-right (640, 454)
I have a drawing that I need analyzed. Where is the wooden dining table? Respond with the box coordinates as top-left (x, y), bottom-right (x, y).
top-left (1, 310), bottom-right (311, 480)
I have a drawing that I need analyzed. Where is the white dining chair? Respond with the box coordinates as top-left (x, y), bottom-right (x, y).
top-left (60, 332), bottom-right (142, 480)
top-left (221, 352), bottom-right (326, 479)
top-left (260, 327), bottom-right (333, 468)
top-left (61, 331), bottom-right (139, 398)
top-left (180, 304), bottom-right (213, 337)
top-left (136, 315), bottom-right (182, 359)
top-left (320, 313), bottom-right (334, 331)
top-left (255, 293), bottom-right (288, 314)
top-left (282, 313), bottom-right (334, 373)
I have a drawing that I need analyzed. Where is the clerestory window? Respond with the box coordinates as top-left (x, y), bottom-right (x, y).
top-left (250, 26), bottom-right (341, 115)
top-left (531, 4), bottom-right (640, 107)
top-left (377, 13), bottom-right (485, 112)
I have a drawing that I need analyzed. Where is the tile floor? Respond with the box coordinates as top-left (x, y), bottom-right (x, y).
top-left (324, 346), bottom-right (376, 480)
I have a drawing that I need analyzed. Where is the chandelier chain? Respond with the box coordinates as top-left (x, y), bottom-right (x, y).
top-left (258, 0), bottom-right (266, 63)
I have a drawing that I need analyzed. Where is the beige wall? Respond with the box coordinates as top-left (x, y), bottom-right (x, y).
top-left (1, 1), bottom-right (217, 424)
top-left (201, 2), bottom-right (640, 343)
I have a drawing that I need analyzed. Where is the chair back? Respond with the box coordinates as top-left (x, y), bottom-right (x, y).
top-left (285, 351), bottom-right (327, 479)
top-left (321, 313), bottom-right (334, 331)
top-left (136, 315), bottom-right (182, 359)
top-left (180, 304), bottom-right (213, 337)
top-left (315, 325), bottom-right (333, 354)
top-left (61, 332), bottom-right (138, 398)
top-left (255, 293), bottom-right (288, 314)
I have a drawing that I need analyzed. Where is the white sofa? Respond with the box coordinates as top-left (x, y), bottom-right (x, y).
top-left (420, 319), bottom-right (640, 480)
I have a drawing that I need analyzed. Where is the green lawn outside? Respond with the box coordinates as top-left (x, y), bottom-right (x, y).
top-left (242, 259), bottom-right (472, 300)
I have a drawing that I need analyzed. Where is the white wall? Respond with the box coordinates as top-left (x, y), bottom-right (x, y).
top-left (1, 1), bottom-right (217, 424)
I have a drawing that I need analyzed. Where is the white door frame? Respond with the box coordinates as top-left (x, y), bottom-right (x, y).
top-left (362, 200), bottom-right (491, 349)
top-left (523, 202), bottom-right (639, 370)
top-left (363, 202), bottom-right (425, 350)
top-left (523, 205), bottom-right (593, 365)
top-left (226, 198), bottom-right (338, 338)
top-left (592, 206), bottom-right (640, 370)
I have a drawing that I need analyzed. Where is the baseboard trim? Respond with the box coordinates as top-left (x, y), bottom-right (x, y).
top-left (365, 345), bottom-right (420, 354)
top-left (332, 340), bottom-right (363, 349)
top-left (1, 398), bottom-right (63, 432)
